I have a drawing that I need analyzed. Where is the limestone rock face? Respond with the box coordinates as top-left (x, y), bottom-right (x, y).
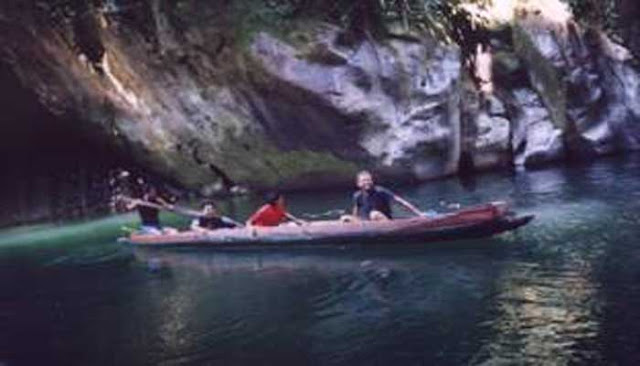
top-left (0, 0), bottom-right (639, 197)
top-left (459, 79), bottom-right (512, 172)
top-left (510, 89), bottom-right (564, 167)
top-left (513, 7), bottom-right (640, 157)
top-left (0, 2), bottom-right (463, 192)
top-left (473, 112), bottom-right (511, 169)
top-left (250, 31), bottom-right (462, 181)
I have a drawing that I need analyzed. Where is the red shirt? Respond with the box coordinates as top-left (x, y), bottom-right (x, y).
top-left (248, 204), bottom-right (286, 226)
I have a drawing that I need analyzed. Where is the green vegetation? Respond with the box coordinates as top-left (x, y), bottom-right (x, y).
top-left (216, 0), bottom-right (493, 45)
top-left (258, 149), bottom-right (360, 188)
top-left (214, 130), bottom-right (360, 189)
top-left (564, 0), bottom-right (620, 33)
top-left (229, 0), bottom-right (304, 47)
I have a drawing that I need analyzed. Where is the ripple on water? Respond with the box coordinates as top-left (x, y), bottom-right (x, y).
top-left (472, 259), bottom-right (603, 365)
top-left (3, 156), bottom-right (640, 365)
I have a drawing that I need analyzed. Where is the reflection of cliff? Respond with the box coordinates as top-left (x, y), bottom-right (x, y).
top-left (0, 0), bottom-right (639, 225)
top-left (131, 246), bottom-right (504, 364)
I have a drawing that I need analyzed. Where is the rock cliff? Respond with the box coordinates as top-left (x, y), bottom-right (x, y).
top-left (0, 0), bottom-right (638, 201)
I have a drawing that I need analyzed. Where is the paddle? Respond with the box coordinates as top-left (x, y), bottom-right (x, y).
top-left (439, 201), bottom-right (461, 210)
top-left (120, 225), bottom-right (138, 234)
top-left (414, 201), bottom-right (466, 218)
top-left (301, 209), bottom-right (347, 220)
top-left (118, 196), bottom-right (245, 227)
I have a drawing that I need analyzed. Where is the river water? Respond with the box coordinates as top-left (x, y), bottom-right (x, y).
top-left (1, 156), bottom-right (640, 365)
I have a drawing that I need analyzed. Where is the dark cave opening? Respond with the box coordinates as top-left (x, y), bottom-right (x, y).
top-left (0, 61), bottom-right (127, 227)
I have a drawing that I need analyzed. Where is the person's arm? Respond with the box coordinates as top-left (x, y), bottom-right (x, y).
top-left (285, 212), bottom-right (307, 225)
top-left (221, 216), bottom-right (243, 228)
top-left (392, 194), bottom-right (423, 216)
top-left (379, 187), bottom-right (422, 216)
top-left (124, 197), bottom-right (140, 210)
top-left (351, 192), bottom-right (361, 217)
top-left (155, 196), bottom-right (175, 210)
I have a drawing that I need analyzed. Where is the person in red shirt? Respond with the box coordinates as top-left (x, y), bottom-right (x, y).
top-left (247, 192), bottom-right (306, 227)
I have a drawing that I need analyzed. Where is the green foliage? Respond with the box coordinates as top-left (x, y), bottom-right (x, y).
top-left (564, 0), bottom-right (617, 25)
top-left (228, 0), bottom-right (375, 46)
top-left (229, 0), bottom-right (624, 49)
top-left (226, 0), bottom-right (489, 45)
top-left (563, 0), bottom-right (620, 35)
top-left (230, 0), bottom-right (299, 46)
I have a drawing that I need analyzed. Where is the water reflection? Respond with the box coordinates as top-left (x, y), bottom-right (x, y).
top-left (468, 166), bottom-right (624, 365)
top-left (473, 260), bottom-right (601, 365)
top-left (2, 155), bottom-right (640, 365)
top-left (131, 247), bottom-right (506, 365)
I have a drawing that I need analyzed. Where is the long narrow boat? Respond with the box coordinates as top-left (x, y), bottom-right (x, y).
top-left (121, 201), bottom-right (533, 248)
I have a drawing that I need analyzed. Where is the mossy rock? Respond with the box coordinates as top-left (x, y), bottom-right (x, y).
top-left (512, 23), bottom-right (567, 130)
top-left (256, 149), bottom-right (360, 189)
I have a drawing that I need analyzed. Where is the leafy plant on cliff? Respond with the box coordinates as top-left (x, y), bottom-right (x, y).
top-left (225, 0), bottom-right (490, 42)
top-left (564, 0), bottom-right (619, 33)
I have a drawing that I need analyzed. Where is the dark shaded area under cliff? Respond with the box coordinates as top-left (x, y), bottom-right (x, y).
top-left (617, 0), bottom-right (640, 58)
top-left (0, 61), bottom-right (124, 227)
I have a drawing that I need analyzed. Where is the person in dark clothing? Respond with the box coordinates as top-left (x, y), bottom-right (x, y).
top-left (352, 184), bottom-right (395, 220)
top-left (110, 169), bottom-right (146, 213)
top-left (343, 171), bottom-right (424, 222)
top-left (127, 185), bottom-right (176, 234)
top-left (190, 201), bottom-right (241, 232)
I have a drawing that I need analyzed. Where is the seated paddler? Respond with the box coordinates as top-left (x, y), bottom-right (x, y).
top-left (190, 201), bottom-right (242, 233)
top-left (247, 191), bottom-right (306, 227)
top-left (126, 185), bottom-right (178, 235)
top-left (342, 170), bottom-right (424, 222)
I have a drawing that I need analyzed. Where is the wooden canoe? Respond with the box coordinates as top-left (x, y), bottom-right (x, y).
top-left (121, 201), bottom-right (533, 248)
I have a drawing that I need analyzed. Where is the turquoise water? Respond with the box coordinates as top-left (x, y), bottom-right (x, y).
top-left (1, 156), bottom-right (640, 365)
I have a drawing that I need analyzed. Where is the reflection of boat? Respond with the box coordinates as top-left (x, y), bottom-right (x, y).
top-left (121, 202), bottom-right (534, 248)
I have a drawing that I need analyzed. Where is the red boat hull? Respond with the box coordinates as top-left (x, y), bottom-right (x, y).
top-left (122, 202), bottom-right (533, 248)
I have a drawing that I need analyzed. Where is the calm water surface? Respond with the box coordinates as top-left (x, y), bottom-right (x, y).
top-left (1, 156), bottom-right (640, 365)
